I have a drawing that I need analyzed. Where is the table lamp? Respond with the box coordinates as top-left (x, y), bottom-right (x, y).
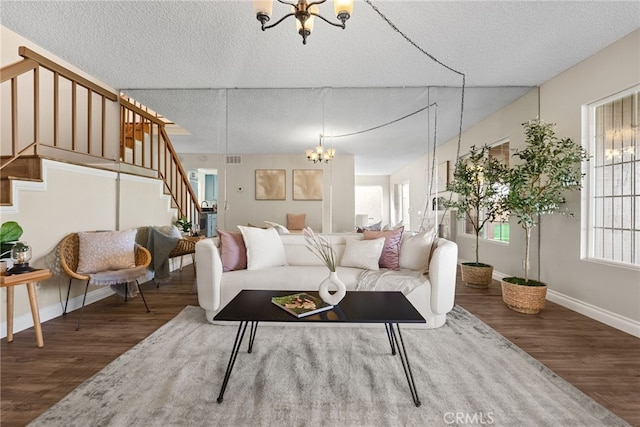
top-left (7, 241), bottom-right (35, 274)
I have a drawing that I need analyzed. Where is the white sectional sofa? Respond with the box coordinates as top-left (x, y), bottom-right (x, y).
top-left (195, 229), bottom-right (458, 328)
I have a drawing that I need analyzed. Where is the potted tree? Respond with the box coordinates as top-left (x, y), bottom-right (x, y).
top-left (445, 144), bottom-right (509, 287)
top-left (502, 119), bottom-right (589, 313)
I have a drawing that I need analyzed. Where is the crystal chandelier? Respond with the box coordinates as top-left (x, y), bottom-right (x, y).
top-left (306, 134), bottom-right (336, 163)
top-left (253, 0), bottom-right (354, 45)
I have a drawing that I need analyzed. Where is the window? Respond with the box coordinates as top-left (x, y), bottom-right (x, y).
top-left (586, 87), bottom-right (639, 267)
top-left (461, 140), bottom-right (510, 243)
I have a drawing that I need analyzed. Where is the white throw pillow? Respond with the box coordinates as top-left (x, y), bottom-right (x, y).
top-left (340, 237), bottom-right (385, 271)
top-left (399, 228), bottom-right (436, 271)
top-left (77, 229), bottom-right (137, 274)
top-left (238, 225), bottom-right (288, 270)
top-left (264, 221), bottom-right (290, 234)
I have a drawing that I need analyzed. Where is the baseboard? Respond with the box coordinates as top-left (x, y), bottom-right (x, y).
top-left (0, 261), bottom-right (188, 339)
top-left (0, 286), bottom-right (115, 339)
top-left (461, 259), bottom-right (640, 338)
top-left (458, 258), bottom-right (639, 337)
top-left (546, 290), bottom-right (640, 338)
top-left (492, 270), bottom-right (509, 281)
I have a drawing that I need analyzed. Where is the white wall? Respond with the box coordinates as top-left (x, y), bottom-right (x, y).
top-left (537, 29), bottom-right (640, 331)
top-left (0, 160), bottom-right (177, 338)
top-left (392, 30), bottom-right (640, 335)
top-left (179, 152), bottom-right (355, 233)
top-left (1, 27), bottom-right (115, 91)
top-left (355, 175), bottom-right (390, 228)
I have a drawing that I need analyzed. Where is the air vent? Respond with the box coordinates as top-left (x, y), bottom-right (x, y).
top-left (225, 155), bottom-right (242, 165)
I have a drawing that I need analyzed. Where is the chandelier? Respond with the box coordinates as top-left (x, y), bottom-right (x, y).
top-left (306, 134), bottom-right (336, 163)
top-left (253, 0), bottom-right (354, 45)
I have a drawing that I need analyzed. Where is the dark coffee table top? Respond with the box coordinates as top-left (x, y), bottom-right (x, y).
top-left (214, 290), bottom-right (425, 324)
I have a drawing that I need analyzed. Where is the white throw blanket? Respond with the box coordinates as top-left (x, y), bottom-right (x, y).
top-left (356, 269), bottom-right (426, 295)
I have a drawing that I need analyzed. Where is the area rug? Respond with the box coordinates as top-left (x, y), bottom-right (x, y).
top-left (29, 306), bottom-right (628, 427)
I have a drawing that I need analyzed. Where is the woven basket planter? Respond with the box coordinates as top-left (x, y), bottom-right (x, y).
top-left (501, 278), bottom-right (547, 314)
top-left (460, 263), bottom-right (493, 288)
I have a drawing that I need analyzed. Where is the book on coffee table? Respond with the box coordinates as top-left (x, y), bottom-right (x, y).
top-left (271, 293), bottom-right (334, 318)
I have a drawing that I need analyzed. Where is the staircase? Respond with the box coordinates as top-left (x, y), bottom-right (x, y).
top-left (0, 46), bottom-right (200, 224)
top-left (0, 156), bottom-right (42, 206)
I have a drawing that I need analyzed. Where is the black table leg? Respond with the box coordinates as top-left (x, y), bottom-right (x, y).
top-left (385, 323), bottom-right (396, 355)
top-left (217, 321), bottom-right (249, 403)
top-left (386, 323), bottom-right (421, 407)
top-left (248, 321), bottom-right (259, 353)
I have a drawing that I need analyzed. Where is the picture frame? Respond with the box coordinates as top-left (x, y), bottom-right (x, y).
top-left (293, 169), bottom-right (323, 201)
top-left (255, 169), bottom-right (286, 200)
top-left (437, 161), bottom-right (449, 193)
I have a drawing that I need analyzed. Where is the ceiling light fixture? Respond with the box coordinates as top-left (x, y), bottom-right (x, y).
top-left (253, 0), bottom-right (354, 45)
top-left (306, 134), bottom-right (335, 163)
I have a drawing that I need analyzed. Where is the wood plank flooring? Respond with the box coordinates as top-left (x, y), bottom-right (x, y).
top-left (1, 266), bottom-right (639, 426)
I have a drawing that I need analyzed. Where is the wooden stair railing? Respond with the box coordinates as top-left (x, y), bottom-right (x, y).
top-left (0, 46), bottom-right (200, 226)
top-left (119, 96), bottom-right (200, 225)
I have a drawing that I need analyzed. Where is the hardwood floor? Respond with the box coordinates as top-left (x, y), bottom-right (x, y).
top-left (1, 266), bottom-right (639, 426)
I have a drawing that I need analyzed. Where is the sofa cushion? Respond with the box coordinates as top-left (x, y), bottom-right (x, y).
top-left (220, 265), bottom-right (364, 293)
top-left (363, 226), bottom-right (404, 270)
top-left (399, 228), bottom-right (436, 271)
top-left (238, 225), bottom-right (287, 270)
top-left (340, 237), bottom-right (385, 270)
top-left (77, 229), bottom-right (137, 274)
top-left (286, 213), bottom-right (306, 230)
top-left (280, 233), bottom-right (363, 266)
top-left (264, 221), bottom-right (290, 234)
top-left (217, 229), bottom-right (247, 272)
top-left (356, 220), bottom-right (382, 233)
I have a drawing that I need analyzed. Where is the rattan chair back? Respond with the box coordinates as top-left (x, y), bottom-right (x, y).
top-left (59, 232), bottom-right (152, 281)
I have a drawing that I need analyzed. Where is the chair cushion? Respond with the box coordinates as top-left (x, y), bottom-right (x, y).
top-left (340, 237), bottom-right (385, 271)
top-left (77, 229), bottom-right (137, 274)
top-left (238, 225), bottom-right (287, 270)
top-left (363, 226), bottom-right (404, 270)
top-left (217, 229), bottom-right (247, 272)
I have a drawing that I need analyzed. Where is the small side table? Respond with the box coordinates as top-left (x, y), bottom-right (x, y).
top-left (0, 268), bottom-right (51, 348)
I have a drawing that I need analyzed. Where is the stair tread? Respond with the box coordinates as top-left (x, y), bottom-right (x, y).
top-left (1, 176), bottom-right (43, 182)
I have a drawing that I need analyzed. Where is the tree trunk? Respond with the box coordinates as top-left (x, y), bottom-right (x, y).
top-left (524, 224), bottom-right (531, 283)
top-left (475, 230), bottom-right (480, 264)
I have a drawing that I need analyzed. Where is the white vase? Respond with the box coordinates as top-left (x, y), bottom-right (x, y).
top-left (318, 271), bottom-right (346, 305)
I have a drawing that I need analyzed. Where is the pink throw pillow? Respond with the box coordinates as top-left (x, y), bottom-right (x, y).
top-left (217, 229), bottom-right (247, 272)
top-left (363, 226), bottom-right (404, 270)
top-left (287, 213), bottom-right (306, 230)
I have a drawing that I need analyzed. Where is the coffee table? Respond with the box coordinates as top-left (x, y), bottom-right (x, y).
top-left (213, 290), bottom-right (425, 406)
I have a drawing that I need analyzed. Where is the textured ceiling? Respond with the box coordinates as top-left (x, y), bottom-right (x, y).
top-left (1, 1), bottom-right (639, 174)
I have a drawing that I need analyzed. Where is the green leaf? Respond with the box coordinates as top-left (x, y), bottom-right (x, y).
top-left (0, 221), bottom-right (23, 244)
top-left (0, 221), bottom-right (23, 258)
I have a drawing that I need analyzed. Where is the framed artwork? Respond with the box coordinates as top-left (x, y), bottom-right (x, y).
top-left (293, 169), bottom-right (323, 200)
top-left (437, 161), bottom-right (449, 192)
top-left (255, 169), bottom-right (286, 200)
